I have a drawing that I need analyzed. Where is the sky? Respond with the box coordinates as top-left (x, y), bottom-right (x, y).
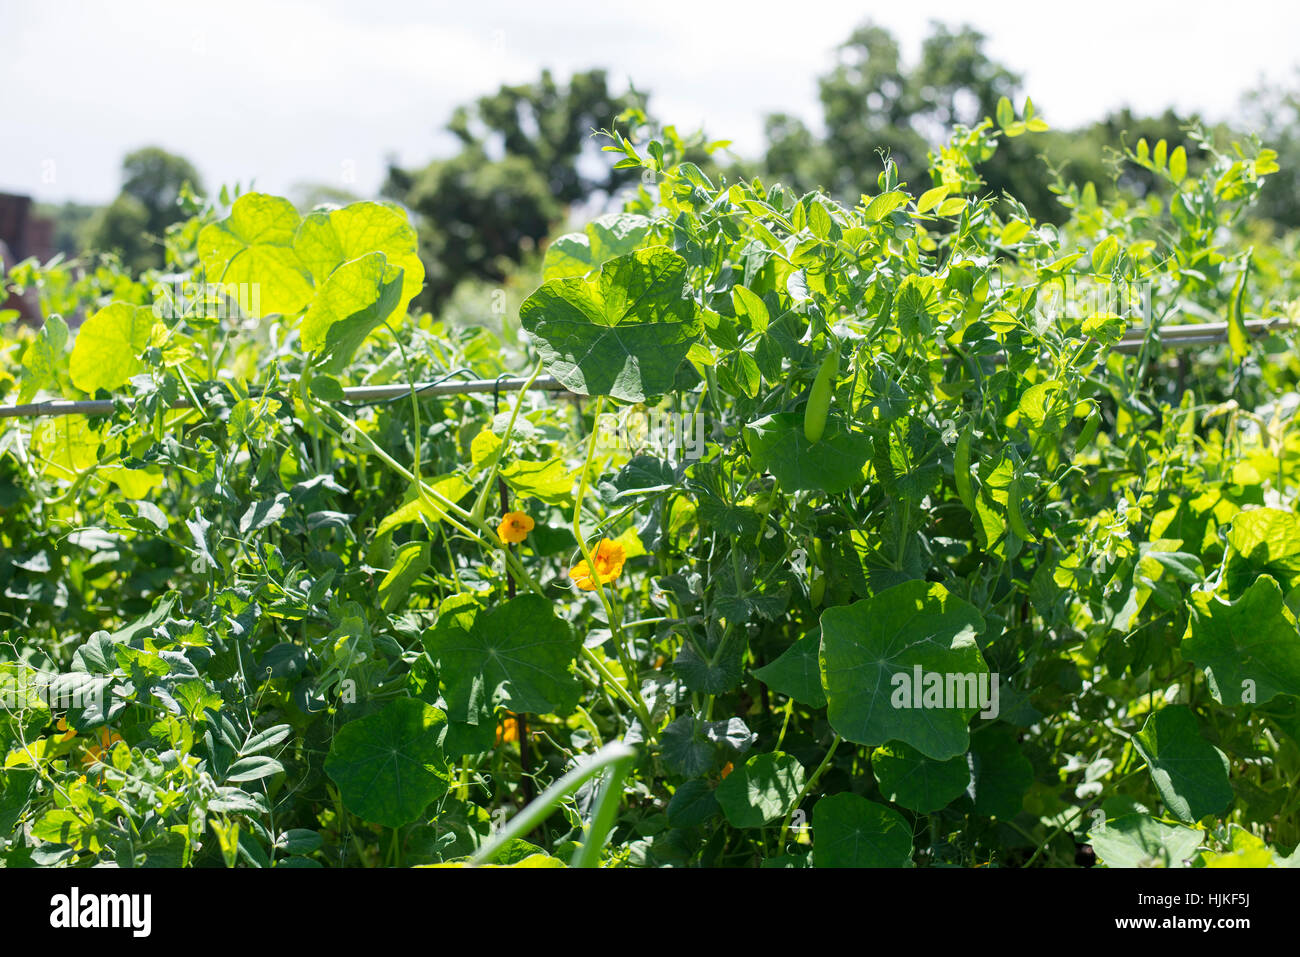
top-left (3, 0), bottom-right (1299, 205)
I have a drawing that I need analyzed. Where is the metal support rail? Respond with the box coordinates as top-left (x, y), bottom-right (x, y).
top-left (0, 318), bottom-right (1289, 420)
top-left (0, 375), bottom-right (572, 420)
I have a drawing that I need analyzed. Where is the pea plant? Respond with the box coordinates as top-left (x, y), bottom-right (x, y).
top-left (1, 100), bottom-right (1298, 868)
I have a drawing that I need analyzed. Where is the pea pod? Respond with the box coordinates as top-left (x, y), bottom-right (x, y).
top-left (953, 426), bottom-right (976, 514)
top-left (1076, 403), bottom-right (1101, 450)
top-left (803, 351), bottom-right (839, 443)
top-left (1007, 472), bottom-right (1037, 543)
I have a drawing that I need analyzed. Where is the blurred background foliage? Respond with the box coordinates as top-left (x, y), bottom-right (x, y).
top-left (30, 20), bottom-right (1300, 317)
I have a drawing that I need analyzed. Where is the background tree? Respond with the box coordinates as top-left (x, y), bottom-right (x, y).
top-left (1242, 72), bottom-right (1300, 230)
top-left (87, 146), bottom-right (202, 270)
top-left (757, 21), bottom-right (1218, 226)
top-left (384, 69), bottom-right (646, 310)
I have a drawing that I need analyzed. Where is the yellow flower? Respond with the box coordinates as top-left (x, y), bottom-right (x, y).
top-left (55, 717), bottom-right (78, 743)
top-left (497, 511), bottom-right (535, 545)
top-left (569, 539), bottom-right (626, 591)
top-left (81, 727), bottom-right (123, 768)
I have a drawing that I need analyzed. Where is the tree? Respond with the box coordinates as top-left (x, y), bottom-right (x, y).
top-left (1241, 73), bottom-right (1300, 230)
top-left (758, 21), bottom-right (1227, 227)
top-left (384, 69), bottom-right (645, 310)
top-left (87, 147), bottom-right (203, 270)
top-left (764, 23), bottom-right (1022, 200)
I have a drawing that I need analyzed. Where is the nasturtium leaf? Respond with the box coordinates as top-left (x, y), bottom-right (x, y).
top-left (967, 726), bottom-right (1033, 819)
top-left (871, 741), bottom-right (970, 813)
top-left (293, 201), bottom-right (424, 315)
top-left (33, 415), bottom-right (100, 480)
top-left (1185, 575), bottom-right (1300, 705)
top-left (519, 246), bottom-right (701, 401)
top-left (715, 751), bottom-right (806, 828)
top-left (1088, 814), bottom-right (1203, 868)
top-left (813, 792), bottom-right (913, 867)
top-left (423, 594), bottom-right (581, 722)
top-left (603, 455), bottom-right (675, 500)
top-left (1132, 706), bottom-right (1233, 823)
top-left (752, 630), bottom-right (826, 708)
top-left (894, 275), bottom-right (937, 337)
top-left (541, 212), bottom-right (652, 279)
top-left (299, 252), bottom-right (403, 373)
top-left (660, 715), bottom-right (755, 777)
top-left (197, 192), bottom-right (313, 317)
top-left (323, 698), bottom-right (450, 827)
top-left (744, 412), bottom-right (871, 494)
top-left (1225, 507), bottom-right (1300, 592)
top-left (666, 779), bottom-right (721, 828)
top-left (820, 580), bottom-right (988, 759)
top-left (69, 303), bottom-right (155, 394)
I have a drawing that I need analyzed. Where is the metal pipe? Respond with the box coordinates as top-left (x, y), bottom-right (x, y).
top-left (0, 319), bottom-right (1290, 420)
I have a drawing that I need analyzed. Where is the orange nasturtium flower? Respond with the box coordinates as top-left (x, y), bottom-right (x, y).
top-left (568, 539), bottom-right (626, 591)
top-left (496, 711), bottom-right (520, 745)
top-left (81, 727), bottom-right (124, 768)
top-left (497, 511), bottom-right (535, 545)
top-left (54, 717), bottom-right (78, 743)
top-left (720, 761), bottom-right (735, 779)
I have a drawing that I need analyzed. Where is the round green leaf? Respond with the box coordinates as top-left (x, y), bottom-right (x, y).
top-left (422, 594), bottom-right (581, 722)
top-left (820, 580), bottom-right (988, 759)
top-left (69, 303), bottom-right (155, 394)
top-left (541, 212), bottom-right (651, 280)
top-left (1131, 706), bottom-right (1233, 824)
top-left (744, 413), bottom-right (872, 494)
top-left (293, 201), bottom-right (424, 317)
top-left (715, 751), bottom-right (806, 828)
top-left (813, 792), bottom-right (913, 867)
top-left (871, 741), bottom-right (970, 813)
top-left (752, 630), bottom-right (826, 708)
top-left (1186, 575), bottom-right (1300, 705)
top-left (323, 698), bottom-right (450, 827)
top-left (519, 246), bottom-right (701, 401)
top-left (197, 192), bottom-right (313, 317)
top-left (1088, 814), bottom-right (1203, 869)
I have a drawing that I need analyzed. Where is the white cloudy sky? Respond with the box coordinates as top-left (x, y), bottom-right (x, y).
top-left (4, 0), bottom-right (1299, 204)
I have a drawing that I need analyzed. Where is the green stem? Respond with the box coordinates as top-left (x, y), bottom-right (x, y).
top-left (469, 741), bottom-right (635, 867)
top-left (779, 734), bottom-right (841, 846)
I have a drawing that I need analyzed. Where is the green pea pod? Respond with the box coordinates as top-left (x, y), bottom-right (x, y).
top-left (953, 426), bottom-right (976, 514)
top-left (803, 351), bottom-right (839, 443)
top-left (1076, 403), bottom-right (1101, 450)
top-left (1007, 473), bottom-right (1037, 543)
